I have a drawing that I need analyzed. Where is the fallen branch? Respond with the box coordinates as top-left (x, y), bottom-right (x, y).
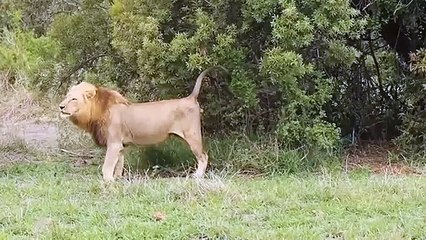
top-left (60, 148), bottom-right (95, 158)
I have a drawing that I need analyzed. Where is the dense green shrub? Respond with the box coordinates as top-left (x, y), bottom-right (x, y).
top-left (397, 49), bottom-right (426, 157)
top-left (0, 10), bottom-right (58, 87)
top-left (106, 0), bottom-right (360, 150)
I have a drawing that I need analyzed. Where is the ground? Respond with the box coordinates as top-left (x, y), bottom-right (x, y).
top-left (1, 160), bottom-right (426, 239)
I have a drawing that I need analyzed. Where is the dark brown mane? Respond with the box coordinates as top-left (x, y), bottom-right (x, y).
top-left (70, 86), bottom-right (129, 147)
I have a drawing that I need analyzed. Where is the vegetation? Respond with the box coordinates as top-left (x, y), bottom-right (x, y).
top-left (1, 1), bottom-right (426, 238)
top-left (1, 0), bottom-right (425, 163)
top-left (0, 0), bottom-right (424, 154)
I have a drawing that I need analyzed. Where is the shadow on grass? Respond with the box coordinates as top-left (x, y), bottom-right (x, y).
top-left (124, 135), bottom-right (342, 177)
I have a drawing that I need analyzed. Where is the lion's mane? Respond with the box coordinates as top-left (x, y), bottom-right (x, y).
top-left (69, 87), bottom-right (129, 146)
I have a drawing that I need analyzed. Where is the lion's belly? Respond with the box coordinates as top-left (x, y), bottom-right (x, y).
top-left (122, 119), bottom-right (172, 146)
top-left (128, 133), bottom-right (169, 146)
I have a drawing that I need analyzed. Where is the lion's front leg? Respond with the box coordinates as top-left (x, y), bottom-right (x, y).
top-left (102, 143), bottom-right (123, 181)
top-left (113, 153), bottom-right (124, 178)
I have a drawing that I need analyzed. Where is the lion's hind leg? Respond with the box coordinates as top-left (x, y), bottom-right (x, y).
top-left (181, 131), bottom-right (208, 178)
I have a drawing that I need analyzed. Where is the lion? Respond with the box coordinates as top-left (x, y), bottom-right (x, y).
top-left (59, 67), bottom-right (219, 181)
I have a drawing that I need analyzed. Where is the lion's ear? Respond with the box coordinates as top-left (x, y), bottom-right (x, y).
top-left (85, 89), bottom-right (96, 99)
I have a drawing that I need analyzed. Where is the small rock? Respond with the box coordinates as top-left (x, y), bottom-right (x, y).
top-left (152, 211), bottom-right (166, 222)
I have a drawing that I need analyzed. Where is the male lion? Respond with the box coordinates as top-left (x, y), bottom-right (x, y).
top-left (59, 68), bottom-right (219, 181)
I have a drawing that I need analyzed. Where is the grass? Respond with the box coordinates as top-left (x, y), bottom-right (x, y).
top-left (1, 158), bottom-right (426, 239)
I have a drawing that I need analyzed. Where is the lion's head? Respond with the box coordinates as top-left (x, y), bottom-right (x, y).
top-left (59, 82), bottom-right (97, 119)
top-left (59, 81), bottom-right (129, 146)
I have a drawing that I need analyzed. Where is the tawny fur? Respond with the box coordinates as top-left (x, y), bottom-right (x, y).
top-left (59, 67), bottom-right (221, 181)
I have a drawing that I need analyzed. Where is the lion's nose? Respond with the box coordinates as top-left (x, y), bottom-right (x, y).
top-left (59, 105), bottom-right (65, 110)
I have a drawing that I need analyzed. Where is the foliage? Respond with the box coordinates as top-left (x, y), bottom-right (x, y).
top-left (0, 9), bottom-right (58, 88)
top-left (397, 49), bottom-right (426, 156)
top-left (1, 0), bottom-right (426, 159)
top-left (106, 0), bottom-right (356, 150)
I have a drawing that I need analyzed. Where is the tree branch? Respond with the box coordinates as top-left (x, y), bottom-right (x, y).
top-left (55, 53), bottom-right (108, 93)
top-left (367, 30), bottom-right (390, 101)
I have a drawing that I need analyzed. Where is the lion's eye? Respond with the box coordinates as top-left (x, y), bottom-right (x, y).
top-left (71, 98), bottom-right (77, 101)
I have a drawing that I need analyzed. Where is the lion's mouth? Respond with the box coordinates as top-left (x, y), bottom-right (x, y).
top-left (60, 111), bottom-right (71, 118)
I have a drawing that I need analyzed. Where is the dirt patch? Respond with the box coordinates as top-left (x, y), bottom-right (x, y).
top-left (1, 79), bottom-right (60, 154)
top-left (0, 121), bottom-right (59, 151)
top-left (344, 142), bottom-right (420, 175)
top-left (0, 121), bottom-right (60, 167)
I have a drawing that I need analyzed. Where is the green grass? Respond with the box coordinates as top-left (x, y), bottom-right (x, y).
top-left (1, 160), bottom-right (425, 239)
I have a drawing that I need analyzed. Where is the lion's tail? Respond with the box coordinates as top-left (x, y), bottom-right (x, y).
top-left (189, 66), bottom-right (227, 99)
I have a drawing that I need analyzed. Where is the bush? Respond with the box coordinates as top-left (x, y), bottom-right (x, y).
top-left (2, 0), bottom-right (426, 169)
top-left (0, 10), bottom-right (58, 88)
top-left (397, 49), bottom-right (426, 158)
